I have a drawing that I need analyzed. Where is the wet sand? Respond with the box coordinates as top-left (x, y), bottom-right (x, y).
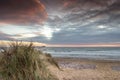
top-left (50, 58), bottom-right (120, 80)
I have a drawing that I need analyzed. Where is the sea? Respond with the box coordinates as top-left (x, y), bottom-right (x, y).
top-left (38, 47), bottom-right (120, 61)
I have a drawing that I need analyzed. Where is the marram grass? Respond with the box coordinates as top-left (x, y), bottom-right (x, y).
top-left (0, 42), bottom-right (58, 80)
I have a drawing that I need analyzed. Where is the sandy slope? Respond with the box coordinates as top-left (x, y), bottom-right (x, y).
top-left (49, 58), bottom-right (120, 80)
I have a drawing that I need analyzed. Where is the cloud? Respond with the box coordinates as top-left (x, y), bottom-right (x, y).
top-left (0, 0), bottom-right (120, 44)
top-left (32, 0), bottom-right (119, 44)
top-left (0, 0), bottom-right (47, 25)
top-left (0, 32), bottom-right (13, 40)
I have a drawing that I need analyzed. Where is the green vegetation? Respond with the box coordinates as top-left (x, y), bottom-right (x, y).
top-left (0, 42), bottom-right (58, 80)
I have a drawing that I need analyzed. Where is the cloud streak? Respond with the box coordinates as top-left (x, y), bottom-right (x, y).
top-left (0, 32), bottom-right (13, 40)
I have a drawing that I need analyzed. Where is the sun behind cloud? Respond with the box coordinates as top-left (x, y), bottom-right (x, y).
top-left (40, 26), bottom-right (53, 40)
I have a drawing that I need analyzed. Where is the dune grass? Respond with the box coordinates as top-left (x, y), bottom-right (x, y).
top-left (0, 42), bottom-right (58, 80)
top-left (45, 53), bottom-right (60, 69)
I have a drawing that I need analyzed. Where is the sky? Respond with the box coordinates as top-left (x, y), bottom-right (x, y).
top-left (0, 0), bottom-right (120, 46)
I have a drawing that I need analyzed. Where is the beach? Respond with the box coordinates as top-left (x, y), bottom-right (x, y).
top-left (49, 58), bottom-right (120, 80)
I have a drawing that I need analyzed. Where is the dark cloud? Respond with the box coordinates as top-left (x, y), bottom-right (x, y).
top-left (0, 0), bottom-right (47, 25)
top-left (49, 32), bottom-right (120, 44)
top-left (26, 29), bottom-right (120, 44)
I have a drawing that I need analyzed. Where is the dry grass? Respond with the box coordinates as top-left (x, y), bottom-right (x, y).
top-left (45, 53), bottom-right (60, 69)
top-left (0, 42), bottom-right (58, 80)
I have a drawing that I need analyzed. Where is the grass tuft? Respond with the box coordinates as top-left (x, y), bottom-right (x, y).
top-left (0, 42), bottom-right (58, 80)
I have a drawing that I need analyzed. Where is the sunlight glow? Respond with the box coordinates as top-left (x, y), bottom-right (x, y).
top-left (40, 27), bottom-right (53, 40)
top-left (97, 25), bottom-right (106, 29)
top-left (0, 40), bottom-right (46, 47)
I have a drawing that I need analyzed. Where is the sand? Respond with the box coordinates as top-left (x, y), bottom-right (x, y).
top-left (49, 58), bottom-right (120, 80)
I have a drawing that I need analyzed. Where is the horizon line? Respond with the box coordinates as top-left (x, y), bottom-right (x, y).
top-left (46, 43), bottom-right (120, 47)
top-left (0, 40), bottom-right (120, 47)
